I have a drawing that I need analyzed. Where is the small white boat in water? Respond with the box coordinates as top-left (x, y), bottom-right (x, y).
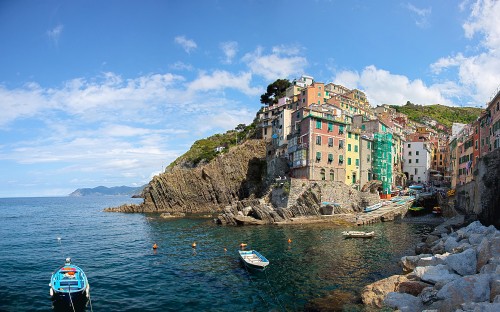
top-left (238, 250), bottom-right (269, 270)
top-left (342, 231), bottom-right (375, 238)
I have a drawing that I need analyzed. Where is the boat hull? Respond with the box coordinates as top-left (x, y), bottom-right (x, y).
top-left (342, 231), bottom-right (375, 238)
top-left (238, 250), bottom-right (269, 270)
top-left (50, 262), bottom-right (89, 307)
top-left (51, 287), bottom-right (88, 307)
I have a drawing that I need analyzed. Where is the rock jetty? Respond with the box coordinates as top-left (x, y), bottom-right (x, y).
top-left (361, 218), bottom-right (500, 311)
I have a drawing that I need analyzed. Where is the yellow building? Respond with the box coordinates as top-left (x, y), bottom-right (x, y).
top-left (345, 129), bottom-right (360, 187)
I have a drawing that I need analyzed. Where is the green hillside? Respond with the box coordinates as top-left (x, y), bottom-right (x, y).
top-left (167, 113), bottom-right (261, 170)
top-left (390, 103), bottom-right (483, 129)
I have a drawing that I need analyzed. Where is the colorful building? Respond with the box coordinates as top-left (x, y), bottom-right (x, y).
top-left (287, 104), bottom-right (347, 181)
top-left (345, 128), bottom-right (361, 187)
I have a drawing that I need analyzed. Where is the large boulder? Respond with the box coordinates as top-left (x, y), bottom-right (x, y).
top-left (436, 274), bottom-right (492, 311)
top-left (414, 264), bottom-right (461, 285)
top-left (446, 248), bottom-right (477, 276)
top-left (383, 292), bottom-right (423, 312)
top-left (361, 275), bottom-right (410, 308)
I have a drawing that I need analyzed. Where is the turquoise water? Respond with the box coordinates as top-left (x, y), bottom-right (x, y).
top-left (0, 196), bottom-right (433, 311)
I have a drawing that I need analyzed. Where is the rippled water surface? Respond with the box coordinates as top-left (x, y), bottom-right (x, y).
top-left (0, 197), bottom-right (434, 311)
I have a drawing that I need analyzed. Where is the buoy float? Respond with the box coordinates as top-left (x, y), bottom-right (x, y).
top-left (192, 242), bottom-right (197, 248)
top-left (224, 247), bottom-right (227, 252)
top-left (239, 243), bottom-right (247, 249)
top-left (288, 238), bottom-right (292, 244)
top-left (153, 243), bottom-right (158, 250)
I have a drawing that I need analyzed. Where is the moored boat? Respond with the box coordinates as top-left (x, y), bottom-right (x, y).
top-left (342, 231), bottom-right (375, 238)
top-left (238, 250), bottom-right (269, 270)
top-left (49, 258), bottom-right (89, 307)
top-left (408, 206), bottom-right (427, 215)
top-left (364, 202), bottom-right (382, 213)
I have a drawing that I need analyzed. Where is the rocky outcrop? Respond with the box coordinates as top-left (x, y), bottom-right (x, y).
top-left (105, 139), bottom-right (267, 213)
top-left (456, 148), bottom-right (500, 228)
top-left (215, 180), bottom-right (381, 225)
top-left (362, 220), bottom-right (500, 311)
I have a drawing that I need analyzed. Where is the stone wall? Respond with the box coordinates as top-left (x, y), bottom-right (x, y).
top-left (456, 148), bottom-right (500, 228)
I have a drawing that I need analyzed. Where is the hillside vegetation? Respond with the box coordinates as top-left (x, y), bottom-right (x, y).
top-left (167, 113), bottom-right (261, 170)
top-left (390, 103), bottom-right (483, 129)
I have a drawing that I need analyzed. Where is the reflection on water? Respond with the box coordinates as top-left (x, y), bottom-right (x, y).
top-left (0, 197), bottom-right (433, 311)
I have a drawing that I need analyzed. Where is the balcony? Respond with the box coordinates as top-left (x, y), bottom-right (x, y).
top-left (291, 159), bottom-right (307, 168)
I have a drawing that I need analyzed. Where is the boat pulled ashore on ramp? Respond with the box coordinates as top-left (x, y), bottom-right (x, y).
top-left (49, 258), bottom-right (89, 307)
top-left (238, 250), bottom-right (270, 270)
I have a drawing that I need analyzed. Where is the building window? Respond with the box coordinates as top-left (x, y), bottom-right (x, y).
top-left (415, 168), bottom-right (418, 174)
top-left (408, 151), bottom-right (412, 156)
top-left (354, 145), bottom-right (358, 152)
top-left (367, 141), bottom-right (371, 149)
top-left (362, 124), bottom-right (366, 131)
top-left (330, 170), bottom-right (334, 181)
top-left (416, 151), bottom-right (419, 155)
top-left (348, 133), bottom-right (352, 139)
top-left (328, 153), bottom-right (333, 163)
top-left (408, 143), bottom-right (411, 148)
top-left (339, 140), bottom-right (344, 149)
top-left (348, 144), bottom-right (352, 151)
top-left (328, 138), bottom-right (333, 147)
top-left (328, 122), bottom-right (333, 132)
top-left (355, 134), bottom-right (359, 140)
top-left (347, 157), bottom-right (351, 165)
top-left (355, 159), bottom-right (359, 166)
top-left (316, 152), bottom-right (321, 161)
top-left (416, 159), bottom-right (419, 163)
top-left (339, 155), bottom-right (344, 164)
top-left (409, 159), bottom-right (412, 163)
top-left (339, 125), bottom-right (344, 134)
top-left (316, 120), bottom-right (322, 129)
top-left (320, 169), bottom-right (325, 180)
top-left (316, 135), bottom-right (321, 145)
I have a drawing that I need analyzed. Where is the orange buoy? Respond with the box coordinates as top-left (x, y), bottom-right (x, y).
top-left (153, 243), bottom-right (158, 250)
top-left (192, 242), bottom-right (197, 248)
top-left (288, 238), bottom-right (292, 244)
top-left (224, 247), bottom-right (227, 252)
top-left (239, 243), bottom-right (247, 249)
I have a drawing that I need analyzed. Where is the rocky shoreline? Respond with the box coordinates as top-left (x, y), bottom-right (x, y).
top-left (361, 216), bottom-right (500, 311)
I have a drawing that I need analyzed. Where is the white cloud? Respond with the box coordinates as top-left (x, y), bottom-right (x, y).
top-left (405, 3), bottom-right (432, 28)
top-left (242, 45), bottom-right (308, 81)
top-left (186, 70), bottom-right (261, 96)
top-left (220, 41), bottom-right (238, 64)
top-left (430, 0), bottom-right (500, 104)
top-left (170, 61), bottom-right (194, 71)
top-left (430, 53), bottom-right (466, 74)
top-left (47, 24), bottom-right (63, 45)
top-left (334, 65), bottom-right (451, 106)
top-left (174, 35), bottom-right (197, 54)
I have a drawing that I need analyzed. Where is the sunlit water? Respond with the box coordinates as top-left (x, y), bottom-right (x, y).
top-left (0, 196), bottom-right (434, 311)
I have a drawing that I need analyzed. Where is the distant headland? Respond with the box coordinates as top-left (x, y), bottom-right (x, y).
top-left (69, 185), bottom-right (145, 197)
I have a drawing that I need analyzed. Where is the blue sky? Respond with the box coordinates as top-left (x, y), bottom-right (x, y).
top-left (1, 0), bottom-right (499, 197)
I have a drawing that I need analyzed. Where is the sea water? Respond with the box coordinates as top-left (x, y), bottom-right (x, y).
top-left (0, 196), bottom-right (433, 311)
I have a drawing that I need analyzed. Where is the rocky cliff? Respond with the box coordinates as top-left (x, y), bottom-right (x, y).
top-left (455, 148), bottom-right (500, 228)
top-left (105, 139), bottom-right (267, 213)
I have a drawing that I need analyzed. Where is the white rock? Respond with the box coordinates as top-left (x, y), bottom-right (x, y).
top-left (414, 264), bottom-right (460, 285)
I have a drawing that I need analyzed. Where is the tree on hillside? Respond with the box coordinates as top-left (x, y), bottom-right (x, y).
top-left (260, 79), bottom-right (291, 106)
